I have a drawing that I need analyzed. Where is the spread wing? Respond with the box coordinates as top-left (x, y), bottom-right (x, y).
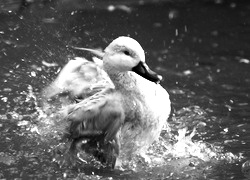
top-left (62, 90), bottom-right (124, 168)
top-left (41, 55), bottom-right (123, 167)
top-left (65, 90), bottom-right (125, 143)
top-left (42, 57), bottom-right (114, 100)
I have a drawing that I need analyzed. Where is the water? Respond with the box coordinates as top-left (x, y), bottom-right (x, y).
top-left (0, 0), bottom-right (250, 179)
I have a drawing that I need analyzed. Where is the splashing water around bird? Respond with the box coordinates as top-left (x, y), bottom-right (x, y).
top-left (0, 84), bottom-right (243, 179)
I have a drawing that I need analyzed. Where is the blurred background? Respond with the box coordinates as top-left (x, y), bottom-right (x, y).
top-left (0, 0), bottom-right (250, 179)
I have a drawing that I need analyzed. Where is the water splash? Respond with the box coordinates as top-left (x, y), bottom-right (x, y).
top-left (0, 87), bottom-right (245, 179)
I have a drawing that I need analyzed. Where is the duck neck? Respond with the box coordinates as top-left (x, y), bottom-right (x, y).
top-left (108, 72), bottom-right (137, 91)
top-left (103, 60), bottom-right (138, 92)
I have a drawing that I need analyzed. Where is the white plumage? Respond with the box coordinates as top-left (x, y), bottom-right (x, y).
top-left (43, 36), bottom-right (171, 168)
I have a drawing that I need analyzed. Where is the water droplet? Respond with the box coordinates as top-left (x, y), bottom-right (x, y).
top-left (1, 97), bottom-right (8, 102)
top-left (107, 5), bottom-right (115, 12)
top-left (239, 58), bottom-right (249, 64)
top-left (31, 71), bottom-right (36, 77)
top-left (168, 10), bottom-right (179, 20)
top-left (183, 70), bottom-right (192, 75)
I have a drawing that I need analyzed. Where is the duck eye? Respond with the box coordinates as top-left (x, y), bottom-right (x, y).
top-left (124, 50), bottom-right (130, 56)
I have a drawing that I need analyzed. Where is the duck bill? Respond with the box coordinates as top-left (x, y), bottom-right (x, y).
top-left (132, 62), bottom-right (162, 83)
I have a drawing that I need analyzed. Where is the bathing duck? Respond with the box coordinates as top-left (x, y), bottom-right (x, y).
top-left (43, 36), bottom-right (171, 168)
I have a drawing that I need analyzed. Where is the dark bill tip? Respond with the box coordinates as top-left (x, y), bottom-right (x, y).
top-left (132, 61), bottom-right (162, 83)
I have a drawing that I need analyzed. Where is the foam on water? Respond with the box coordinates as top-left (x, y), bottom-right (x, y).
top-left (0, 85), bottom-right (245, 179)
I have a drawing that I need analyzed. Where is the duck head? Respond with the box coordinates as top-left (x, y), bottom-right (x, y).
top-left (103, 36), bottom-right (162, 83)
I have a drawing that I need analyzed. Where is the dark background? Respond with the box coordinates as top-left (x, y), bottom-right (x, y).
top-left (0, 0), bottom-right (250, 179)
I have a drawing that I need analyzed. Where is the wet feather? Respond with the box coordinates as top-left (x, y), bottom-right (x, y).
top-left (43, 36), bottom-right (171, 168)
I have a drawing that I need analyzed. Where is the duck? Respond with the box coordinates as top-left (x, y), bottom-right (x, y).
top-left (42, 36), bottom-right (171, 169)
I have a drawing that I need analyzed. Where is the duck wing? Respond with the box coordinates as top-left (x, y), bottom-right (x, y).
top-left (64, 89), bottom-right (125, 167)
top-left (67, 89), bottom-right (124, 141)
top-left (42, 57), bottom-right (114, 101)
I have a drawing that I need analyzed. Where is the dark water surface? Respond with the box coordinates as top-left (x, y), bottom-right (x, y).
top-left (0, 0), bottom-right (250, 179)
